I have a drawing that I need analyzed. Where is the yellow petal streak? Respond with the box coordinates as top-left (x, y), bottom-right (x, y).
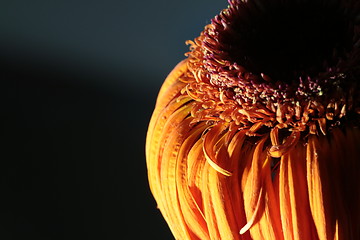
top-left (242, 137), bottom-right (283, 240)
top-left (279, 144), bottom-right (317, 240)
top-left (307, 136), bottom-right (332, 240)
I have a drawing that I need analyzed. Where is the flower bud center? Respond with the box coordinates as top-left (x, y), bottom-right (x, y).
top-left (217, 1), bottom-right (353, 83)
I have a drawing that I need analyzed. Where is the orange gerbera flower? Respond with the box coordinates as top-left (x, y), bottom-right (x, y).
top-left (146, 0), bottom-right (360, 239)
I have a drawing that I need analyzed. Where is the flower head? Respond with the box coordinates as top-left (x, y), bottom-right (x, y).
top-left (146, 0), bottom-right (360, 239)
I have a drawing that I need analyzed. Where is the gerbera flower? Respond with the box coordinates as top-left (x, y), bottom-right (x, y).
top-left (146, 0), bottom-right (360, 239)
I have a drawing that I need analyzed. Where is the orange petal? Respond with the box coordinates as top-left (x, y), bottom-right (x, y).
top-left (176, 123), bottom-right (210, 239)
top-left (242, 136), bottom-right (283, 240)
top-left (306, 135), bottom-right (332, 240)
top-left (159, 116), bottom-right (195, 239)
top-left (229, 130), bottom-right (253, 240)
top-left (201, 162), bottom-right (221, 240)
top-left (278, 144), bottom-right (317, 240)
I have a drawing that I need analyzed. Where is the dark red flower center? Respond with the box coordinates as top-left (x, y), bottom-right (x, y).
top-left (218, 1), bottom-right (354, 83)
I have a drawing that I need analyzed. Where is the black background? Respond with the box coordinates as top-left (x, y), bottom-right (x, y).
top-left (1, 0), bottom-right (226, 239)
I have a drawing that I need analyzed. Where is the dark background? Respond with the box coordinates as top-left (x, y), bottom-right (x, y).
top-left (1, 0), bottom-right (227, 239)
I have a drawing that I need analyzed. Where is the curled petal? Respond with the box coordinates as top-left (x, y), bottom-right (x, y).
top-left (269, 130), bottom-right (301, 158)
top-left (202, 124), bottom-right (233, 177)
